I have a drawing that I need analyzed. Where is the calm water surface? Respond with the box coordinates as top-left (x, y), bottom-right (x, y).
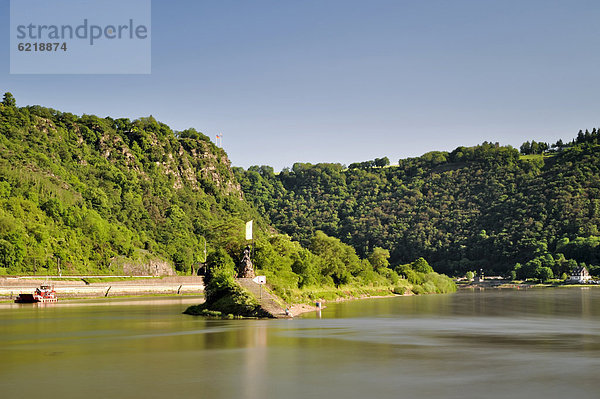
top-left (1, 289), bottom-right (599, 399)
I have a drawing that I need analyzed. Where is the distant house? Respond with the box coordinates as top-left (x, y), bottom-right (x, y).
top-left (569, 266), bottom-right (591, 283)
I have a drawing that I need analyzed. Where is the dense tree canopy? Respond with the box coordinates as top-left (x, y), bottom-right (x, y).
top-left (0, 94), bottom-right (453, 298)
top-left (236, 137), bottom-right (600, 277)
top-left (0, 94), bottom-right (259, 275)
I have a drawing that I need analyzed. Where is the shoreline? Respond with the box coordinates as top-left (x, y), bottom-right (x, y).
top-left (288, 292), bottom-right (407, 318)
top-left (288, 284), bottom-right (600, 317)
top-left (0, 276), bottom-right (205, 301)
top-left (1, 293), bottom-right (204, 303)
top-left (458, 282), bottom-right (600, 290)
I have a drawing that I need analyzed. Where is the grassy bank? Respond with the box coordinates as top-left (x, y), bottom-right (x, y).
top-left (269, 271), bottom-right (457, 305)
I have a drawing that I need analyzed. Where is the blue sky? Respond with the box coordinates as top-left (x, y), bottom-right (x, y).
top-left (1, 0), bottom-right (600, 170)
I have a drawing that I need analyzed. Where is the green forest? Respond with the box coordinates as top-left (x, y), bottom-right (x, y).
top-left (235, 131), bottom-right (600, 281)
top-left (0, 93), bottom-right (454, 301)
top-left (4, 91), bottom-right (597, 296)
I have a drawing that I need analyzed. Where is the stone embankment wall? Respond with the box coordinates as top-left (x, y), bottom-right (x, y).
top-left (0, 276), bottom-right (204, 299)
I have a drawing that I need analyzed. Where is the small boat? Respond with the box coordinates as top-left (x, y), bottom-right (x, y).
top-left (14, 285), bottom-right (58, 303)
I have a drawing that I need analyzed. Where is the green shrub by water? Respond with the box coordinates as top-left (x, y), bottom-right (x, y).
top-left (247, 233), bottom-right (456, 304)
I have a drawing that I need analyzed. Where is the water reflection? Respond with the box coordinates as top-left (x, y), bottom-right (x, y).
top-left (0, 295), bottom-right (205, 310)
top-left (0, 289), bottom-right (599, 399)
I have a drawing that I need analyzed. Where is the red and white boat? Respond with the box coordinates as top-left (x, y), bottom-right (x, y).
top-left (14, 285), bottom-right (58, 303)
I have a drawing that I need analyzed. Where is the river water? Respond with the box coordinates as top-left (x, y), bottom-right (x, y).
top-left (1, 288), bottom-right (599, 399)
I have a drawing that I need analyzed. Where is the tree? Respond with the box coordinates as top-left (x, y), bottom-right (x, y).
top-left (560, 272), bottom-right (568, 281)
top-left (310, 231), bottom-right (361, 286)
top-left (374, 157), bottom-right (390, 168)
top-left (0, 181), bottom-right (10, 198)
top-left (2, 92), bottom-right (16, 107)
top-left (411, 257), bottom-right (433, 273)
top-left (204, 248), bottom-right (236, 303)
top-left (291, 249), bottom-right (320, 287)
top-left (368, 247), bottom-right (390, 271)
top-left (520, 259), bottom-right (542, 280)
top-left (538, 266), bottom-right (553, 282)
top-left (0, 239), bottom-right (18, 270)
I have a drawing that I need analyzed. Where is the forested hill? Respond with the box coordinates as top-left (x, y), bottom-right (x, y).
top-left (0, 93), bottom-right (457, 299)
top-left (235, 135), bottom-right (600, 278)
top-left (2, 90), bottom-right (598, 284)
top-left (0, 93), bottom-right (262, 274)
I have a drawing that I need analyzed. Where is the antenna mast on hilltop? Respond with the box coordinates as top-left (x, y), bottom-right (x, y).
top-left (216, 134), bottom-right (223, 147)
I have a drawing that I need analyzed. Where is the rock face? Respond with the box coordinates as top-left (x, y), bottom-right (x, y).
top-left (238, 246), bottom-right (255, 278)
top-left (122, 260), bottom-right (176, 276)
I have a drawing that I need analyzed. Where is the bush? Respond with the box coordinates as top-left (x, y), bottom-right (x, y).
top-left (411, 257), bottom-right (434, 273)
top-left (204, 248), bottom-right (236, 304)
top-left (425, 272), bottom-right (457, 293)
top-left (377, 268), bottom-right (400, 285)
top-left (411, 285), bottom-right (426, 295)
top-left (538, 266), bottom-right (554, 282)
top-left (393, 279), bottom-right (411, 295)
top-left (422, 281), bottom-right (437, 293)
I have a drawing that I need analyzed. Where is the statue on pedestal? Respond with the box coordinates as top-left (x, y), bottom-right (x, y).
top-left (239, 245), bottom-right (255, 278)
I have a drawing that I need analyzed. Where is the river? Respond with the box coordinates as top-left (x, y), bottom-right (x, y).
top-left (1, 288), bottom-right (599, 399)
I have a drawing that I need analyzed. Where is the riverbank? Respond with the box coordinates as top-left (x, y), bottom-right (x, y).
top-left (458, 280), bottom-right (600, 290)
top-left (288, 292), bottom-right (407, 317)
top-left (0, 276), bottom-right (205, 301)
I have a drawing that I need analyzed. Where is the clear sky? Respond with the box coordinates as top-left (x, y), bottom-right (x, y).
top-left (1, 0), bottom-right (599, 170)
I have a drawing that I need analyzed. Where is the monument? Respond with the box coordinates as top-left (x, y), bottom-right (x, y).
top-left (239, 245), bottom-right (255, 278)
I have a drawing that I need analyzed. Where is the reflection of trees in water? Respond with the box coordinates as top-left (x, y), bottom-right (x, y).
top-left (242, 324), bottom-right (268, 399)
